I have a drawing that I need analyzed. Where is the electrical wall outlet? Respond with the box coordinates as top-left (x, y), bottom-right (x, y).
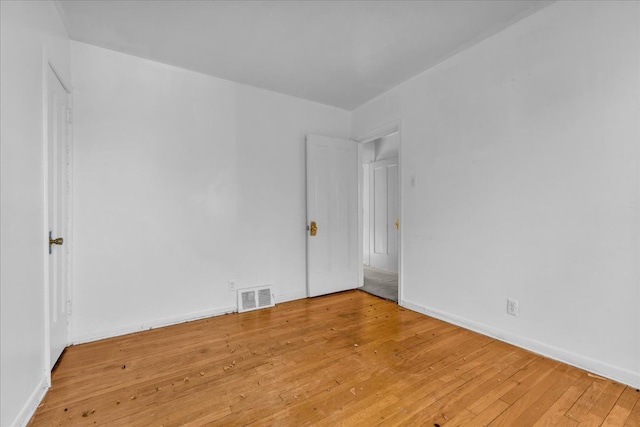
top-left (228, 281), bottom-right (236, 292)
top-left (507, 298), bottom-right (519, 316)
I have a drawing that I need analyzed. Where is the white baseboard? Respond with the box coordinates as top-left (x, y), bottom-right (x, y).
top-left (401, 299), bottom-right (640, 389)
top-left (70, 289), bottom-right (311, 345)
top-left (275, 290), bottom-right (307, 303)
top-left (12, 376), bottom-right (48, 427)
top-left (71, 304), bottom-right (237, 344)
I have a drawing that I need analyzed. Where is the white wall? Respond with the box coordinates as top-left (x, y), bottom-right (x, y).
top-left (70, 42), bottom-right (350, 342)
top-left (353, 0), bottom-right (640, 387)
top-left (0, 2), bottom-right (71, 426)
top-left (3, 7), bottom-right (637, 427)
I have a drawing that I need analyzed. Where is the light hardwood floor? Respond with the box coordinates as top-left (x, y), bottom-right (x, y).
top-left (29, 291), bottom-right (639, 426)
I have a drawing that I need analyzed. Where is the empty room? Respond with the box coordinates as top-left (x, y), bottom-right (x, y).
top-left (1, 1), bottom-right (639, 426)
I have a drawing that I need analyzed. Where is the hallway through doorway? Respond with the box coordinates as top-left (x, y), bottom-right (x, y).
top-left (361, 266), bottom-right (398, 302)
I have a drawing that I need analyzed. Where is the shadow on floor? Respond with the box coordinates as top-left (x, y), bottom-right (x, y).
top-left (360, 266), bottom-right (398, 302)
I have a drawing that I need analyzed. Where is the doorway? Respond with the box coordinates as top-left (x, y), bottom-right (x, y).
top-left (359, 131), bottom-right (400, 302)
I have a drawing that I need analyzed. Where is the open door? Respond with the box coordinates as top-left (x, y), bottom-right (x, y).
top-left (306, 135), bottom-right (358, 297)
top-left (369, 158), bottom-right (398, 273)
top-left (47, 65), bottom-right (70, 368)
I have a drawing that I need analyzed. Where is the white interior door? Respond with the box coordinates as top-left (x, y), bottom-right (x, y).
top-left (47, 66), bottom-right (69, 368)
top-left (306, 135), bottom-right (358, 297)
top-left (369, 158), bottom-right (398, 273)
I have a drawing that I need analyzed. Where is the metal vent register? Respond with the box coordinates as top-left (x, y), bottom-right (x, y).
top-left (237, 286), bottom-right (275, 313)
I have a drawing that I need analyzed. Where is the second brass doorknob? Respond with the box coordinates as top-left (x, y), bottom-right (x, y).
top-left (49, 237), bottom-right (64, 245)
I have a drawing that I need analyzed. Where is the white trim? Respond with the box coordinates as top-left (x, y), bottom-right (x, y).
top-left (357, 142), bottom-right (364, 286)
top-left (41, 46), bottom-right (52, 385)
top-left (64, 95), bottom-right (74, 345)
top-left (397, 123), bottom-right (404, 303)
top-left (356, 120), bottom-right (402, 145)
top-left (11, 376), bottom-right (48, 427)
top-left (401, 298), bottom-right (640, 389)
top-left (304, 135), bottom-right (310, 298)
top-left (71, 290), bottom-right (308, 345)
top-left (275, 290), bottom-right (307, 304)
top-left (47, 59), bottom-right (72, 93)
top-left (70, 305), bottom-right (237, 345)
top-left (637, 59), bottom-right (640, 386)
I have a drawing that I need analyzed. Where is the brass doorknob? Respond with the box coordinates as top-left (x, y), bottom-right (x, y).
top-left (49, 237), bottom-right (64, 245)
top-left (309, 221), bottom-right (317, 236)
top-left (395, 218), bottom-right (399, 230)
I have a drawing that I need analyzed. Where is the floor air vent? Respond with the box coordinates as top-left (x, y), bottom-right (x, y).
top-left (238, 285), bottom-right (275, 313)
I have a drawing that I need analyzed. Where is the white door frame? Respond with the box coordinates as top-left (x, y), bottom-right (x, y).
top-left (362, 162), bottom-right (371, 267)
top-left (42, 50), bottom-right (73, 384)
top-left (356, 121), bottom-right (403, 302)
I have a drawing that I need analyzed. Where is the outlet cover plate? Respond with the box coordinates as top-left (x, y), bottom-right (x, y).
top-left (507, 298), bottom-right (519, 316)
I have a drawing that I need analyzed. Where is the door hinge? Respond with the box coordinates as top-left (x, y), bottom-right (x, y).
top-left (66, 109), bottom-right (72, 124)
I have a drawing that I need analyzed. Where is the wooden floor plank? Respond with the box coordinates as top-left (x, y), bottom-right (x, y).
top-left (531, 374), bottom-right (593, 427)
top-left (27, 290), bottom-right (634, 426)
top-left (467, 399), bottom-right (510, 426)
top-left (602, 386), bottom-right (640, 426)
top-left (624, 392), bottom-right (640, 427)
top-left (566, 377), bottom-right (611, 422)
top-left (577, 380), bottom-right (626, 426)
top-left (507, 364), bottom-right (582, 425)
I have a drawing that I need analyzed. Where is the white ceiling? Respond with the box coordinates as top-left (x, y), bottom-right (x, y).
top-left (56, 0), bottom-right (552, 110)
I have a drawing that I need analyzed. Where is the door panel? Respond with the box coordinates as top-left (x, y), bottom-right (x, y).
top-left (48, 67), bottom-right (69, 368)
top-left (306, 135), bottom-right (358, 297)
top-left (369, 158), bottom-right (398, 273)
top-left (362, 163), bottom-right (370, 266)
top-left (387, 164), bottom-right (398, 258)
top-left (373, 165), bottom-right (387, 255)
